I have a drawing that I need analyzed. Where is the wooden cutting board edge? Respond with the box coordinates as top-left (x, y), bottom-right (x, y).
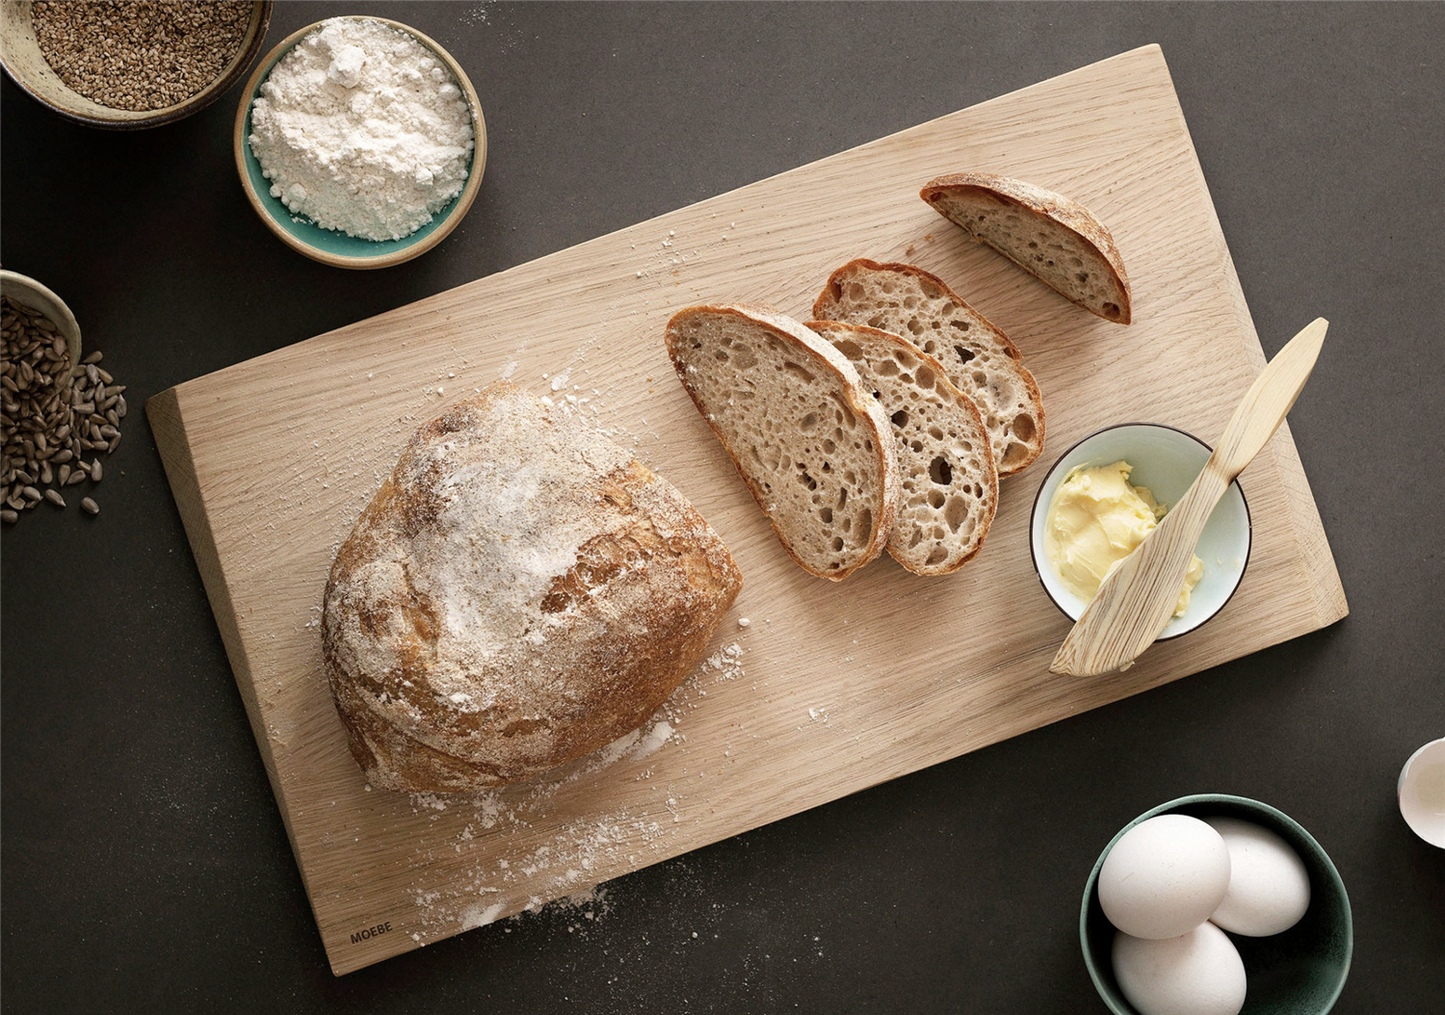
top-left (146, 43), bottom-right (1349, 974)
top-left (1155, 43), bottom-right (1348, 627)
top-left (149, 388), bottom-right (316, 870)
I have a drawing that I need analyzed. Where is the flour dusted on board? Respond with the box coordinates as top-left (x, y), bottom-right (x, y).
top-left (248, 18), bottom-right (474, 241)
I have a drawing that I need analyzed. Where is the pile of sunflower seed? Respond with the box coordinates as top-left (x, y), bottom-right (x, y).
top-left (2, 295), bottom-right (125, 524)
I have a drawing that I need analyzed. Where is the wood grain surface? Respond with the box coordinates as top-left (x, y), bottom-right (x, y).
top-left (147, 44), bottom-right (1347, 975)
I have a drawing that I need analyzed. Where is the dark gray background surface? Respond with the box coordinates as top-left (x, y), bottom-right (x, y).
top-left (2, 2), bottom-right (1442, 1012)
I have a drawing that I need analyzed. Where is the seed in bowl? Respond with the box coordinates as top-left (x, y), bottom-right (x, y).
top-left (1, 299), bottom-right (125, 526)
top-left (32, 0), bottom-right (252, 111)
top-left (247, 18), bottom-right (475, 242)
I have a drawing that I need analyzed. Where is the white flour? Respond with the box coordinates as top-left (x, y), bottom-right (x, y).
top-left (248, 18), bottom-right (475, 241)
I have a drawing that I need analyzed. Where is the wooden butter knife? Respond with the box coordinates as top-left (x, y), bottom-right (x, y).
top-left (1050, 318), bottom-right (1328, 677)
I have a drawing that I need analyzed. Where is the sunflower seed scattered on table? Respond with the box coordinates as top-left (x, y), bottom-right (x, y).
top-left (81, 497), bottom-right (99, 516)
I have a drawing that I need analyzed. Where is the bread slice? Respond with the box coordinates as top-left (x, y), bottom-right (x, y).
top-left (322, 381), bottom-right (742, 792)
top-left (808, 320), bottom-right (999, 575)
top-left (920, 172), bottom-right (1132, 324)
top-left (813, 259), bottom-right (1045, 476)
top-left (665, 304), bottom-right (899, 581)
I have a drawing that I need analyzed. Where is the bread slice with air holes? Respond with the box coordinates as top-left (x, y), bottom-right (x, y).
top-left (813, 259), bottom-right (1045, 477)
top-left (665, 304), bottom-right (899, 581)
top-left (807, 320), bottom-right (999, 575)
top-left (920, 172), bottom-right (1132, 324)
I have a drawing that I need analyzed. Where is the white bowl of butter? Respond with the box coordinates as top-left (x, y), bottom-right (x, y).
top-left (1029, 423), bottom-right (1252, 640)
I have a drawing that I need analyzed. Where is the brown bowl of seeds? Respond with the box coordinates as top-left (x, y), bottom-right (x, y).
top-left (2, 271), bottom-right (128, 524)
top-left (0, 0), bottom-right (272, 129)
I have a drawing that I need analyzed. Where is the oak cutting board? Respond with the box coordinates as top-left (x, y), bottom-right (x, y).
top-left (148, 44), bottom-right (1346, 975)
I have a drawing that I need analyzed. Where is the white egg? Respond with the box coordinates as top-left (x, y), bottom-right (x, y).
top-left (1112, 922), bottom-right (1247, 1015)
top-left (1204, 817), bottom-right (1311, 936)
top-left (1099, 814), bottom-right (1232, 939)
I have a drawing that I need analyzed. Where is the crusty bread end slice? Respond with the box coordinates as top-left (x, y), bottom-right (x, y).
top-left (920, 172), bottom-right (1132, 324)
top-left (808, 321), bottom-right (999, 575)
top-left (813, 259), bottom-right (1045, 476)
top-left (665, 304), bottom-right (899, 581)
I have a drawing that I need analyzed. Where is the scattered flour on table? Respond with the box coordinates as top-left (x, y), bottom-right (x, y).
top-left (248, 17), bottom-right (474, 240)
top-left (401, 640), bottom-right (747, 944)
top-left (459, 3), bottom-right (491, 26)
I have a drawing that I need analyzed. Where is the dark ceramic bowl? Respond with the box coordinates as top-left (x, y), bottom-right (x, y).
top-left (1081, 794), bottom-right (1352, 1015)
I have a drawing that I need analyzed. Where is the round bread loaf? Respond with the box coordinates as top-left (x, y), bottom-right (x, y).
top-left (322, 381), bottom-right (743, 792)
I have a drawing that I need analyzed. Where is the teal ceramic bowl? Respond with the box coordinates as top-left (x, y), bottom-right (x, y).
top-left (232, 16), bottom-right (486, 269)
top-left (1081, 795), bottom-right (1352, 1015)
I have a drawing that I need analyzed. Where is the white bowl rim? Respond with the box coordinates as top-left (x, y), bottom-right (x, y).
top-left (1028, 421), bottom-right (1253, 641)
top-left (1397, 737), bottom-right (1445, 848)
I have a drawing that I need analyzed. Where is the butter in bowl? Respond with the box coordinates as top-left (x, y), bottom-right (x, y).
top-left (1029, 423), bottom-right (1252, 640)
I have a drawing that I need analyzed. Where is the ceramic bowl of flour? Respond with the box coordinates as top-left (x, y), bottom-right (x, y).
top-left (233, 16), bottom-right (486, 269)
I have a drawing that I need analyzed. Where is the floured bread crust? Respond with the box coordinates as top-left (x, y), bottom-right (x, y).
top-left (322, 381), bottom-right (742, 792)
